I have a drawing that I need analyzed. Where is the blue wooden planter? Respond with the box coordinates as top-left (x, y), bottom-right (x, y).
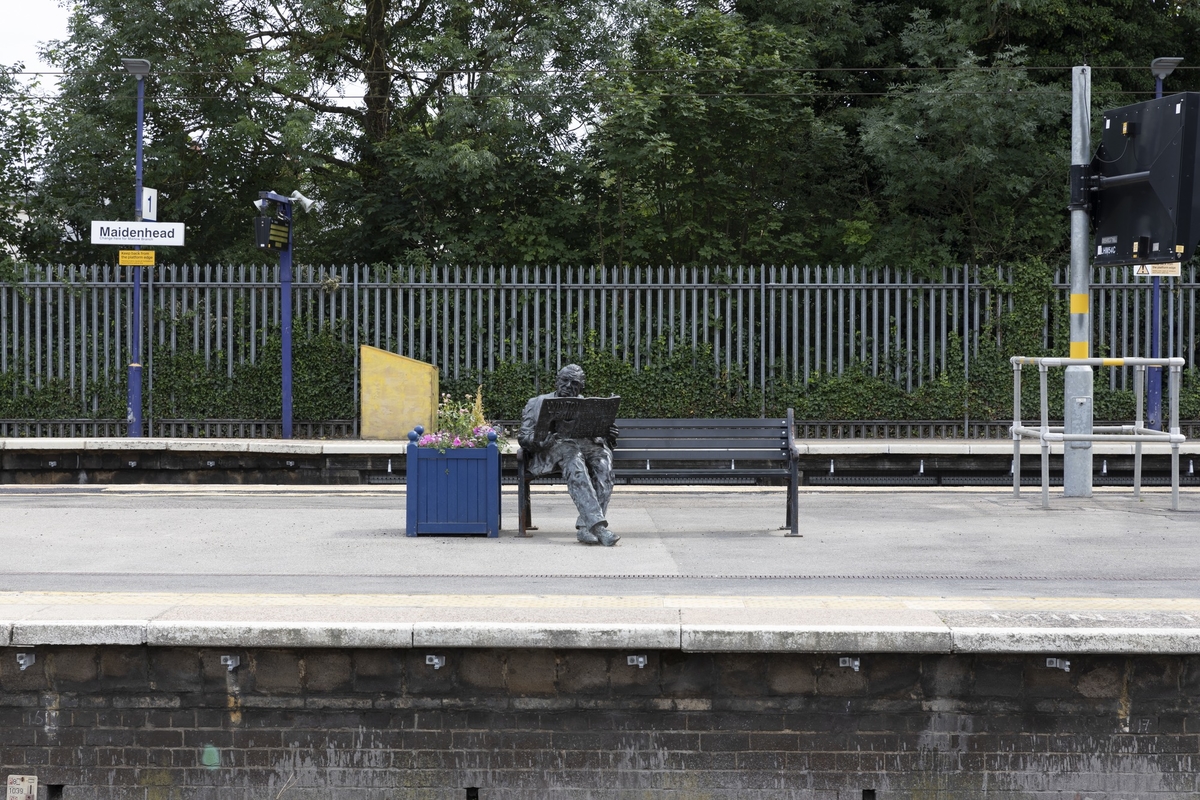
top-left (405, 427), bottom-right (501, 537)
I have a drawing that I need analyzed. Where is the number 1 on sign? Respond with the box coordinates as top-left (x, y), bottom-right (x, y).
top-left (142, 187), bottom-right (158, 221)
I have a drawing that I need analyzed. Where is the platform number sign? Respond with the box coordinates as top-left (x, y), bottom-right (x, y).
top-left (6, 776), bottom-right (37, 800)
top-left (142, 187), bottom-right (158, 221)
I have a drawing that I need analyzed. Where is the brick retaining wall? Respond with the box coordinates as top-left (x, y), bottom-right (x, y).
top-left (2, 646), bottom-right (1198, 799)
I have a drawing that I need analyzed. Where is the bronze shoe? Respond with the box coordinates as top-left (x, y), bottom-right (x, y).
top-left (596, 528), bottom-right (620, 547)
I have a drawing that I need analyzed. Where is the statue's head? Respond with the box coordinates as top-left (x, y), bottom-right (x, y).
top-left (555, 364), bottom-right (585, 397)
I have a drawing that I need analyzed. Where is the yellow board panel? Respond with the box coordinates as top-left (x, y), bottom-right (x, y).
top-left (359, 345), bottom-right (438, 440)
top-left (118, 249), bottom-right (155, 266)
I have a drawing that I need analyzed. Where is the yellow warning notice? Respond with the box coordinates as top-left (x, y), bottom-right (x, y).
top-left (118, 249), bottom-right (156, 266)
top-left (1133, 261), bottom-right (1181, 277)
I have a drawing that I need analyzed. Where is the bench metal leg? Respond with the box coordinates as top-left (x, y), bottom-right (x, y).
top-left (516, 452), bottom-right (536, 537)
top-left (784, 459), bottom-right (800, 536)
top-left (521, 481), bottom-right (537, 533)
top-left (517, 456), bottom-right (529, 537)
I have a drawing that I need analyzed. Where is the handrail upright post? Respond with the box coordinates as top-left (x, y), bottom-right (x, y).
top-left (1135, 363), bottom-right (1145, 430)
top-left (1039, 363), bottom-right (1050, 509)
top-left (1170, 364), bottom-right (1181, 511)
top-left (786, 407), bottom-right (800, 537)
top-left (1012, 361), bottom-right (1022, 497)
top-left (1134, 365), bottom-right (1144, 499)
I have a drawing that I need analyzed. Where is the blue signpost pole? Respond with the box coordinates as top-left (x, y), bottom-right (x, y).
top-left (257, 190), bottom-right (308, 439)
top-left (1142, 73), bottom-right (1161, 431)
top-left (281, 201), bottom-right (293, 439)
top-left (1146, 74), bottom-right (1165, 430)
top-left (127, 71), bottom-right (145, 438)
top-left (1144, 58), bottom-right (1184, 426)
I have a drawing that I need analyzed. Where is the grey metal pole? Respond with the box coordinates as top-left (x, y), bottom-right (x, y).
top-left (1064, 65), bottom-right (1093, 497)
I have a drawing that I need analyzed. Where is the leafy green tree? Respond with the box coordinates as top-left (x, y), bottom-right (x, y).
top-left (0, 66), bottom-right (49, 265)
top-left (18, 0), bottom-right (321, 264)
top-left (850, 13), bottom-right (1069, 274)
top-left (9, 0), bottom-right (1200, 272)
top-left (588, 2), bottom-right (857, 265)
top-left (16, 0), bottom-right (619, 266)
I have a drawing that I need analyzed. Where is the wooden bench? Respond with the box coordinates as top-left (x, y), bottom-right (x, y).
top-left (516, 409), bottom-right (799, 537)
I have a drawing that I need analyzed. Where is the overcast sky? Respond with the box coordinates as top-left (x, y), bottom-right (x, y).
top-left (3, 0), bottom-right (71, 75)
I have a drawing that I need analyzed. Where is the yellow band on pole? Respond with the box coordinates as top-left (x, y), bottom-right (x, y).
top-left (1069, 293), bottom-right (1089, 314)
top-left (1069, 342), bottom-right (1089, 359)
top-left (1101, 358), bottom-right (1123, 367)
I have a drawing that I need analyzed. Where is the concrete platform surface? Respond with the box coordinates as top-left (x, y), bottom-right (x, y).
top-left (0, 483), bottom-right (1196, 594)
top-left (0, 483), bottom-right (1196, 652)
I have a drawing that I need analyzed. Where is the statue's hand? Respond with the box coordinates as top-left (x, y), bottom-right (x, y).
top-left (605, 424), bottom-right (619, 447)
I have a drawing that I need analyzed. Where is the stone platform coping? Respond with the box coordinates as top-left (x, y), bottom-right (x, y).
top-left (2, 437), bottom-right (1198, 457)
top-left (3, 593), bottom-right (1200, 654)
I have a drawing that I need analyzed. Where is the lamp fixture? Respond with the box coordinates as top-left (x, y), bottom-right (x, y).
top-left (120, 58), bottom-right (152, 78)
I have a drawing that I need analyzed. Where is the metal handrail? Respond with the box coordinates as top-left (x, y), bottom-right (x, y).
top-left (1010, 356), bottom-right (1186, 509)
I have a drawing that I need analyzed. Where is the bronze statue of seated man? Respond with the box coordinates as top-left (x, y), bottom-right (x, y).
top-left (517, 364), bottom-right (620, 546)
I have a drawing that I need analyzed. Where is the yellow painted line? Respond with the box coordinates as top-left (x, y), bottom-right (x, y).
top-left (2, 591), bottom-right (1200, 613)
top-left (1070, 293), bottom-right (1089, 314)
top-left (1070, 341), bottom-right (1089, 359)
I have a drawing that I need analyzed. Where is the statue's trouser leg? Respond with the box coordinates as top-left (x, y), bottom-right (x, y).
top-left (572, 444), bottom-right (614, 528)
top-left (559, 451), bottom-right (606, 532)
top-left (584, 444), bottom-right (614, 516)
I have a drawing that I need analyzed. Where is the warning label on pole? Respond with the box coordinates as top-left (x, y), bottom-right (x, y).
top-left (1134, 262), bottom-right (1181, 277)
top-left (119, 250), bottom-right (155, 266)
top-left (7, 776), bottom-right (37, 800)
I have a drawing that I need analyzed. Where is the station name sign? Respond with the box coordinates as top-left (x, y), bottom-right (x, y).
top-left (90, 221), bottom-right (185, 246)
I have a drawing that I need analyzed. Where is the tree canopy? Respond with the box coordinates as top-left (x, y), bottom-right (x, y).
top-left (2, 0), bottom-right (1199, 274)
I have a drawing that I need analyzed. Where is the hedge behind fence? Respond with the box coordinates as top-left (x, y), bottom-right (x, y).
top-left (3, 258), bottom-right (1199, 423)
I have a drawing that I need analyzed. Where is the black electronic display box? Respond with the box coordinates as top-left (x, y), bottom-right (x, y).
top-left (1090, 92), bottom-right (1200, 268)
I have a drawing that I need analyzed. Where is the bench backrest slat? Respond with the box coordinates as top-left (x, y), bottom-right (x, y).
top-left (617, 418), bottom-right (787, 429)
top-left (616, 450), bottom-right (788, 461)
top-left (607, 418), bottom-right (792, 462)
top-left (619, 428), bottom-right (784, 438)
top-left (616, 438), bottom-right (786, 450)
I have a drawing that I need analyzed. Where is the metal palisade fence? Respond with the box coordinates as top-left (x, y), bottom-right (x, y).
top-left (0, 263), bottom-right (1196, 436)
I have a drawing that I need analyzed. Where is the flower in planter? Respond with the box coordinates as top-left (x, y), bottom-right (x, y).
top-left (416, 387), bottom-right (506, 452)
